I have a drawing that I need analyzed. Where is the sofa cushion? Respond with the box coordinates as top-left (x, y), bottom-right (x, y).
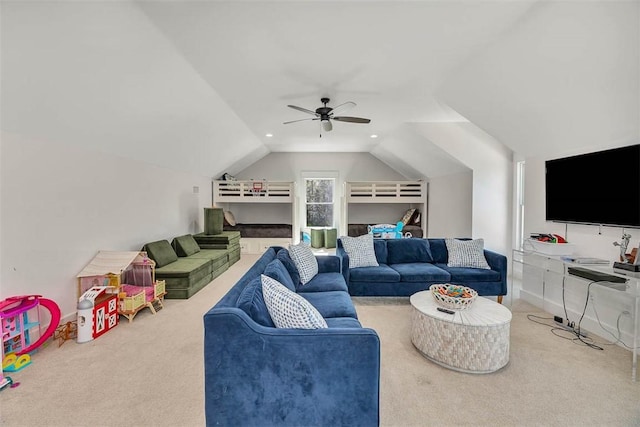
top-left (446, 238), bottom-right (491, 269)
top-left (437, 264), bottom-right (501, 282)
top-left (427, 239), bottom-right (449, 263)
top-left (349, 264), bottom-right (401, 283)
top-left (263, 259), bottom-right (296, 292)
top-left (299, 291), bottom-right (358, 319)
top-left (325, 317), bottom-right (363, 329)
top-left (261, 275), bottom-right (327, 329)
top-left (236, 276), bottom-right (275, 327)
top-left (288, 243), bottom-right (318, 284)
top-left (389, 263), bottom-right (451, 283)
top-left (143, 240), bottom-right (179, 268)
top-left (172, 234), bottom-right (201, 257)
top-left (340, 234), bottom-right (379, 268)
top-left (387, 239), bottom-right (433, 264)
top-left (276, 249), bottom-right (301, 285)
top-left (188, 249), bottom-right (228, 264)
top-left (299, 272), bottom-right (349, 292)
top-left (154, 257), bottom-right (211, 278)
top-left (373, 239), bottom-right (388, 264)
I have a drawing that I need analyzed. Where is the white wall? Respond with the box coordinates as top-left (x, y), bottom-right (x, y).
top-left (1, 1), bottom-right (268, 318)
top-left (437, 1), bottom-right (639, 160)
top-left (236, 152), bottom-right (408, 182)
top-left (0, 133), bottom-right (211, 319)
top-left (427, 171), bottom-right (473, 238)
top-left (1, 1), bottom-right (263, 179)
top-left (413, 122), bottom-right (513, 256)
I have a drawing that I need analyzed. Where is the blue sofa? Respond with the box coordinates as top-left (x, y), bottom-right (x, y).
top-left (337, 238), bottom-right (507, 302)
top-left (203, 247), bottom-right (380, 427)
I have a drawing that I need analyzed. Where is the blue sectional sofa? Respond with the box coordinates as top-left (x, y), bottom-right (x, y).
top-left (337, 238), bottom-right (507, 302)
top-left (203, 247), bottom-right (380, 427)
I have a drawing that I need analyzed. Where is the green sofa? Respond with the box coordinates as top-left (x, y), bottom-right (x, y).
top-left (193, 231), bottom-right (241, 266)
top-left (142, 235), bottom-right (231, 299)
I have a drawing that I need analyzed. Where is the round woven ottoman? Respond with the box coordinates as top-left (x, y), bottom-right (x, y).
top-left (410, 291), bottom-right (512, 374)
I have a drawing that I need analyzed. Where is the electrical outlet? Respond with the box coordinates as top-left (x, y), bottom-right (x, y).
top-left (554, 315), bottom-right (563, 324)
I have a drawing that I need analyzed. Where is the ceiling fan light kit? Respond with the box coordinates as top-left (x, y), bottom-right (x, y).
top-left (284, 97), bottom-right (371, 133)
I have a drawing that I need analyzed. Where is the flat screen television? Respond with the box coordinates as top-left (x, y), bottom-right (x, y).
top-left (545, 144), bottom-right (640, 228)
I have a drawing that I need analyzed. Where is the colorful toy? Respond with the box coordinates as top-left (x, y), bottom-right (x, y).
top-left (0, 375), bottom-right (18, 391)
top-left (0, 295), bottom-right (61, 356)
top-left (2, 352), bottom-right (31, 372)
top-left (54, 321), bottom-right (77, 347)
top-left (77, 286), bottom-right (119, 341)
top-left (368, 221), bottom-right (404, 239)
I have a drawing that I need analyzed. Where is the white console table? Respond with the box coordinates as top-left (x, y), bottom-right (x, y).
top-left (513, 250), bottom-right (640, 381)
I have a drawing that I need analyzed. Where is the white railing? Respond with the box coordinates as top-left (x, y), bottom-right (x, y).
top-left (345, 181), bottom-right (425, 203)
top-left (213, 180), bottom-right (294, 203)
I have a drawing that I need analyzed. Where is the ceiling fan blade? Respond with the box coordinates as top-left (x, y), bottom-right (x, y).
top-left (287, 105), bottom-right (318, 116)
top-left (328, 101), bottom-right (356, 117)
top-left (283, 117), bottom-right (319, 124)
top-left (332, 116), bottom-right (371, 124)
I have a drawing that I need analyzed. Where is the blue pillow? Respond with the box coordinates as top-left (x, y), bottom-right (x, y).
top-left (276, 249), bottom-right (301, 285)
top-left (236, 276), bottom-right (275, 327)
top-left (263, 259), bottom-right (296, 292)
top-left (387, 239), bottom-right (433, 264)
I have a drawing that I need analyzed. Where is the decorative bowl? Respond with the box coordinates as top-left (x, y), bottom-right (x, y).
top-left (430, 284), bottom-right (478, 310)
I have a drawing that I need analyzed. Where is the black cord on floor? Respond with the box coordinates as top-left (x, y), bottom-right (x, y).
top-left (529, 279), bottom-right (639, 351)
top-left (527, 278), bottom-right (605, 350)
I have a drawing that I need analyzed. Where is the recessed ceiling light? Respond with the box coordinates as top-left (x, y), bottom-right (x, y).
top-left (265, 133), bottom-right (273, 138)
top-left (370, 134), bottom-right (378, 139)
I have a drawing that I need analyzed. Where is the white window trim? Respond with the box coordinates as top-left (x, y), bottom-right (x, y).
top-left (299, 171), bottom-right (340, 230)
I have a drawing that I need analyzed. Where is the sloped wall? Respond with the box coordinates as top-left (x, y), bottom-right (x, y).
top-left (1, 133), bottom-right (211, 318)
top-left (1, 1), bottom-right (263, 178)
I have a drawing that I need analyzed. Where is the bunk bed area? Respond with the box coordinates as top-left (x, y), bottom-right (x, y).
top-left (343, 181), bottom-right (428, 238)
top-left (212, 180), bottom-right (297, 254)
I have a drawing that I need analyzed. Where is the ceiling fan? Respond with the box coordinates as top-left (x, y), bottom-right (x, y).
top-left (284, 97), bottom-right (371, 132)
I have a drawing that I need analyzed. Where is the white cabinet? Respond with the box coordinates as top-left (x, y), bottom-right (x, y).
top-left (514, 250), bottom-right (640, 381)
top-left (240, 238), bottom-right (292, 254)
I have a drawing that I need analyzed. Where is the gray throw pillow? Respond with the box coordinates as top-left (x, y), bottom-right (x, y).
top-left (288, 242), bottom-right (318, 284)
top-left (340, 234), bottom-right (379, 268)
top-left (261, 275), bottom-right (327, 329)
top-left (445, 238), bottom-right (491, 269)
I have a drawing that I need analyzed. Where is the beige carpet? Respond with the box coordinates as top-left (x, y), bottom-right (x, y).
top-left (1, 254), bottom-right (639, 426)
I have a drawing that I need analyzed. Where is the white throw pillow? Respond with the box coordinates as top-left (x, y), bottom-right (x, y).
top-left (223, 210), bottom-right (236, 226)
top-left (288, 242), bottom-right (318, 284)
top-left (261, 275), bottom-right (327, 329)
top-left (445, 238), bottom-right (491, 269)
top-left (340, 234), bottom-right (379, 268)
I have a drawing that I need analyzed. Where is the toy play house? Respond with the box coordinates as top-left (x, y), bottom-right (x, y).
top-left (76, 251), bottom-right (166, 323)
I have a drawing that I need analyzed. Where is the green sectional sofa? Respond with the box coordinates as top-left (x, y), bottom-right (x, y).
top-left (193, 231), bottom-right (241, 266)
top-left (142, 234), bottom-right (234, 299)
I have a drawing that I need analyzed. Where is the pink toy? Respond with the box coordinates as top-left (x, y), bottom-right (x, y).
top-left (0, 295), bottom-right (61, 356)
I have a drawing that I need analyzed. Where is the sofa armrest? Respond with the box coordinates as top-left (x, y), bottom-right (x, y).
top-left (316, 255), bottom-right (340, 273)
top-left (204, 308), bottom-right (380, 427)
top-left (336, 245), bottom-right (350, 284)
top-left (484, 249), bottom-right (508, 294)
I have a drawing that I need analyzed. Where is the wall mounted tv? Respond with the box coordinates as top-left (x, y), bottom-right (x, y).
top-left (545, 144), bottom-right (640, 228)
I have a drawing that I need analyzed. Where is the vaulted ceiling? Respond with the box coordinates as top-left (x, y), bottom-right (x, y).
top-left (2, 1), bottom-right (638, 179)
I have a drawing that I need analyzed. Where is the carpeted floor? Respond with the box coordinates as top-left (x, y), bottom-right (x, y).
top-left (355, 296), bottom-right (640, 426)
top-left (1, 254), bottom-right (639, 426)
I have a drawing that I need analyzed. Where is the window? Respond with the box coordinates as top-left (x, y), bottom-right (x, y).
top-left (305, 178), bottom-right (334, 227)
top-left (515, 160), bottom-right (525, 250)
